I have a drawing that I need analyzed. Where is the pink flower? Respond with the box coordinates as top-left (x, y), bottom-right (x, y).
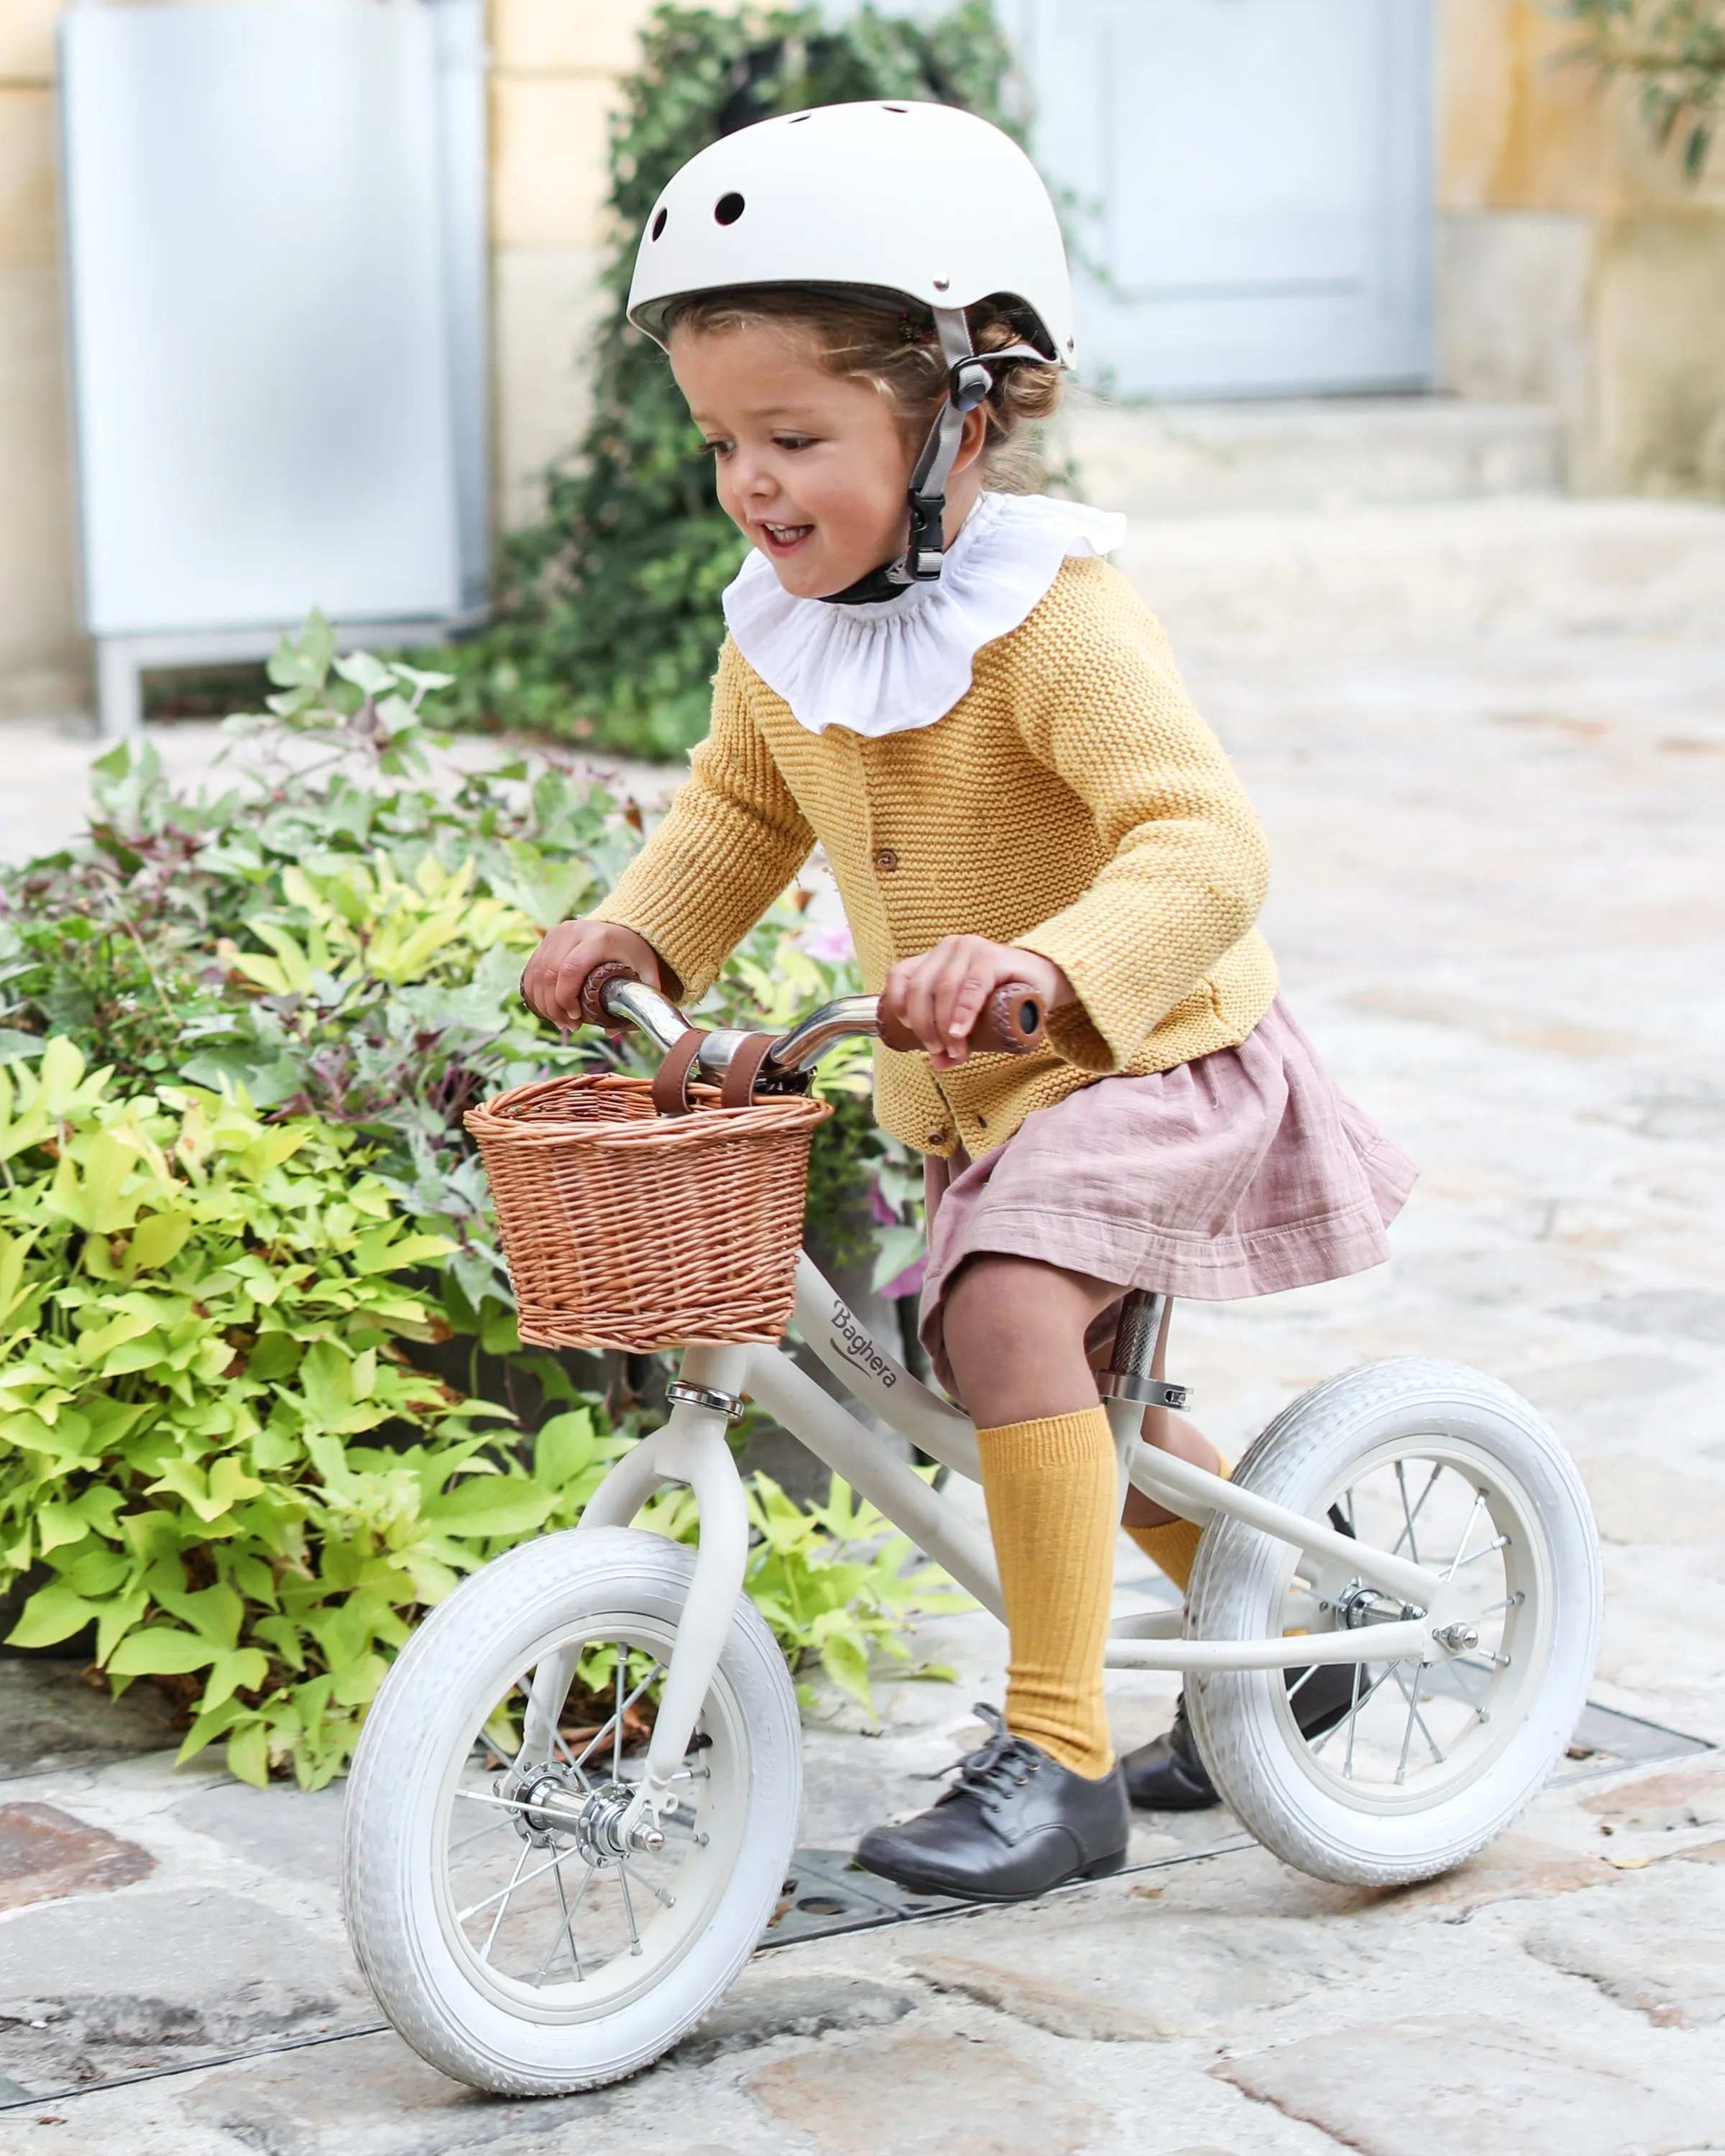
top-left (803, 922), bottom-right (855, 964)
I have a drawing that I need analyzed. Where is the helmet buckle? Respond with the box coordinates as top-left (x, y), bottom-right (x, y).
top-left (950, 357), bottom-right (993, 413)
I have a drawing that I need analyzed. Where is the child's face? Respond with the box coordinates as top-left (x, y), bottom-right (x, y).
top-left (671, 322), bottom-right (918, 600)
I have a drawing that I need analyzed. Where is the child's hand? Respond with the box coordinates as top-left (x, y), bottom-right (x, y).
top-left (520, 921), bottom-right (664, 1030)
top-left (882, 938), bottom-right (1072, 1071)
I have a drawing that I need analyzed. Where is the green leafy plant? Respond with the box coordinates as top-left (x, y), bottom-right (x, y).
top-left (1560, 0), bottom-right (1725, 177)
top-left (0, 628), bottom-right (948, 1781)
top-left (0, 1038), bottom-right (949, 1779)
top-left (742, 1473), bottom-right (963, 1710)
top-left (431, 1), bottom-right (1021, 755)
top-left (0, 1039), bottom-right (564, 1787)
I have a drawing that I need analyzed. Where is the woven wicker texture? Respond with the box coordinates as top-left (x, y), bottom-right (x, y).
top-left (466, 1073), bottom-right (831, 1352)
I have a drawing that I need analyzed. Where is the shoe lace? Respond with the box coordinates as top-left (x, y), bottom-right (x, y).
top-left (936, 1703), bottom-right (1045, 1812)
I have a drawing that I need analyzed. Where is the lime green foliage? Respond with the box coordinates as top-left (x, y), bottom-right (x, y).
top-left (742, 1475), bottom-right (964, 1712)
top-left (431, 2), bottom-right (1020, 755)
top-left (0, 1039), bottom-right (632, 1787)
top-left (1561, 1), bottom-right (1725, 176)
top-left (0, 627), bottom-right (947, 1779)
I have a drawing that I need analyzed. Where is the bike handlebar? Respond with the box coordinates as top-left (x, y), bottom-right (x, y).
top-left (571, 959), bottom-right (1046, 1079)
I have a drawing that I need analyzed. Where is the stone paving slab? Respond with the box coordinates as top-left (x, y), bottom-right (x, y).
top-left (1, 499), bottom-right (1724, 2151)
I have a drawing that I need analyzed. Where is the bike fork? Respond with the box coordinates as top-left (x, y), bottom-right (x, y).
top-left (519, 1346), bottom-right (753, 1837)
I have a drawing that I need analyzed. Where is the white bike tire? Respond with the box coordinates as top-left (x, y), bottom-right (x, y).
top-left (342, 1526), bottom-right (801, 2093)
top-left (1184, 1358), bottom-right (1601, 1888)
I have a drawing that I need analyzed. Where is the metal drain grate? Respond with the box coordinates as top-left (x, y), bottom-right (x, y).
top-left (761, 1695), bottom-right (1714, 1946)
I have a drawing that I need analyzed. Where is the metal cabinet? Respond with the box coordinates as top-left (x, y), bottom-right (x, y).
top-left (58, 0), bottom-right (489, 733)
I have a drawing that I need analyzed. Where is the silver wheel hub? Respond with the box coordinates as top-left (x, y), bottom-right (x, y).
top-left (1334, 1580), bottom-right (1424, 1630)
top-left (508, 1770), bottom-right (665, 1858)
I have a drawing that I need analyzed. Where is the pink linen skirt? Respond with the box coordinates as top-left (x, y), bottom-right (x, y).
top-left (919, 996), bottom-right (1416, 1397)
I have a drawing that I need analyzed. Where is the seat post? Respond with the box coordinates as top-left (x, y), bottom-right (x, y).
top-left (1101, 1292), bottom-right (1189, 1413)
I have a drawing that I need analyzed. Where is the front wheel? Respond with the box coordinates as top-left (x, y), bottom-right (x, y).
top-left (1185, 1358), bottom-right (1601, 1888)
top-left (342, 1527), bottom-right (801, 2093)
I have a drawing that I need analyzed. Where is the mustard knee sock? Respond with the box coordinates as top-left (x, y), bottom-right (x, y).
top-left (976, 1408), bottom-right (1118, 1779)
top-left (1125, 1455), bottom-right (1230, 1596)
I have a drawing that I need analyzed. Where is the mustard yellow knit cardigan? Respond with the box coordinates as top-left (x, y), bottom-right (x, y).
top-left (591, 554), bottom-right (1278, 1159)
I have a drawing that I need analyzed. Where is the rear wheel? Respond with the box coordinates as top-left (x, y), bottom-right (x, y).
top-left (342, 1527), bottom-right (801, 2093)
top-left (1186, 1359), bottom-right (1601, 1886)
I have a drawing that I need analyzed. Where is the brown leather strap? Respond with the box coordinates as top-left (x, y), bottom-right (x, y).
top-left (719, 1033), bottom-right (777, 1110)
top-left (650, 1028), bottom-right (707, 1117)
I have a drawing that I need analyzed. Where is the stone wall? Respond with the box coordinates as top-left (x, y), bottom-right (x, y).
top-left (490, 0), bottom-right (656, 528)
top-left (4, 0), bottom-right (1721, 716)
top-left (1438, 0), bottom-right (1725, 495)
top-left (0, 0), bottom-right (83, 716)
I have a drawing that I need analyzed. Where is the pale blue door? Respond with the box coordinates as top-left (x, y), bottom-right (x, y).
top-left (1004, 0), bottom-right (1433, 397)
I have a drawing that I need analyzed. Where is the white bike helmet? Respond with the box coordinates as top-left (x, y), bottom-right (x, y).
top-left (628, 100), bottom-right (1074, 599)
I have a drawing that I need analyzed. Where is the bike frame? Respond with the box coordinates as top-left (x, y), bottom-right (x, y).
top-left (527, 1251), bottom-right (1477, 1837)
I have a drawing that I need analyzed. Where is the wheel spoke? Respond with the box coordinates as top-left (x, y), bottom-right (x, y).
top-left (535, 1851), bottom-right (593, 1986)
top-left (1455, 1534), bottom-right (1510, 1570)
top-left (450, 1810), bottom-right (515, 1855)
top-left (1394, 1672), bottom-right (1420, 1784)
top-left (1342, 1659), bottom-right (1364, 1779)
top-left (615, 1856), bottom-right (643, 1956)
top-left (1308, 1659), bottom-right (1400, 1760)
top-left (1392, 1665), bottom-right (1448, 1766)
top-left (1443, 1490), bottom-right (1489, 1580)
top-left (1471, 1592), bottom-right (1524, 1620)
top-left (1392, 1461), bottom-right (1443, 1562)
top-left (620, 1854), bottom-right (676, 1909)
top-left (514, 1675), bottom-right (595, 1789)
top-left (460, 1838), bottom-right (582, 1925)
top-left (479, 1841), bottom-right (530, 1962)
top-left (573, 1661), bottom-right (664, 1774)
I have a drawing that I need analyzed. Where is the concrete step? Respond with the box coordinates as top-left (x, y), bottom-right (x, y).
top-left (1109, 495), bottom-right (1725, 653)
top-left (1066, 394), bottom-right (1564, 516)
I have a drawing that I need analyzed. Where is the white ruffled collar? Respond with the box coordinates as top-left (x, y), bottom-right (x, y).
top-left (720, 491), bottom-right (1128, 739)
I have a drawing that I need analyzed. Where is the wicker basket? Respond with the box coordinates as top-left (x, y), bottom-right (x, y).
top-left (465, 1072), bottom-right (832, 1352)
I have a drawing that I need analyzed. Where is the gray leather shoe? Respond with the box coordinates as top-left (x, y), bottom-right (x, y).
top-left (857, 1705), bottom-right (1130, 1903)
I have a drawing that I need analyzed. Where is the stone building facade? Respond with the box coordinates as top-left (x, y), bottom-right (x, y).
top-left (1, 0), bottom-right (1721, 715)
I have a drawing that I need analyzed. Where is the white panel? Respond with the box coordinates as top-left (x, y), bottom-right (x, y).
top-left (429, 0), bottom-right (492, 612)
top-left (61, 0), bottom-right (462, 637)
top-left (1011, 0), bottom-right (1432, 400)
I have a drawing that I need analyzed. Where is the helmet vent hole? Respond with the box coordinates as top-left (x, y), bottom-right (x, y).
top-left (882, 104), bottom-right (907, 113)
top-left (788, 112), bottom-right (811, 123)
top-left (714, 192), bottom-right (745, 226)
top-left (650, 208), bottom-right (668, 241)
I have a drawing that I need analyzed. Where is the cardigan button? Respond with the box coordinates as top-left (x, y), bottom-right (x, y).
top-left (873, 847), bottom-right (899, 872)
top-left (926, 1128), bottom-right (947, 1148)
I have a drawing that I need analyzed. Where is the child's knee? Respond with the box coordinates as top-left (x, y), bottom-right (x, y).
top-left (943, 1256), bottom-right (1044, 1367)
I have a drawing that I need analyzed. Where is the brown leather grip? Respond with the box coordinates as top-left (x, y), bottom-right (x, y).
top-left (579, 957), bottom-right (643, 1032)
top-left (719, 1033), bottom-right (777, 1110)
top-left (650, 1028), bottom-right (707, 1116)
top-left (877, 980), bottom-right (1047, 1058)
top-left (980, 982), bottom-right (1047, 1056)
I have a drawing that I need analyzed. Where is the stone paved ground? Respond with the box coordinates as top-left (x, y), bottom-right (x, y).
top-left (2, 494), bottom-right (1724, 2154)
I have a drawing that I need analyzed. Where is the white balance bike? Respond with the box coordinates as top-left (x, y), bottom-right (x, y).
top-left (343, 973), bottom-right (1602, 2093)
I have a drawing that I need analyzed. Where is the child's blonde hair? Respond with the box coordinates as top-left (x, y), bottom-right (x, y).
top-left (661, 285), bottom-right (1062, 491)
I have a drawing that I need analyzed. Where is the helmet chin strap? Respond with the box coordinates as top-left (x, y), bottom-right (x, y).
top-left (823, 308), bottom-right (1051, 608)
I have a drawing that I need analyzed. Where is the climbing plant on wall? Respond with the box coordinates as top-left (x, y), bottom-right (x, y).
top-left (1561, 1), bottom-right (1725, 178)
top-left (439, 3), bottom-right (1021, 757)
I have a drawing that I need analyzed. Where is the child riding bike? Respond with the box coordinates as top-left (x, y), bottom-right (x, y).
top-left (520, 99), bottom-right (1415, 1903)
